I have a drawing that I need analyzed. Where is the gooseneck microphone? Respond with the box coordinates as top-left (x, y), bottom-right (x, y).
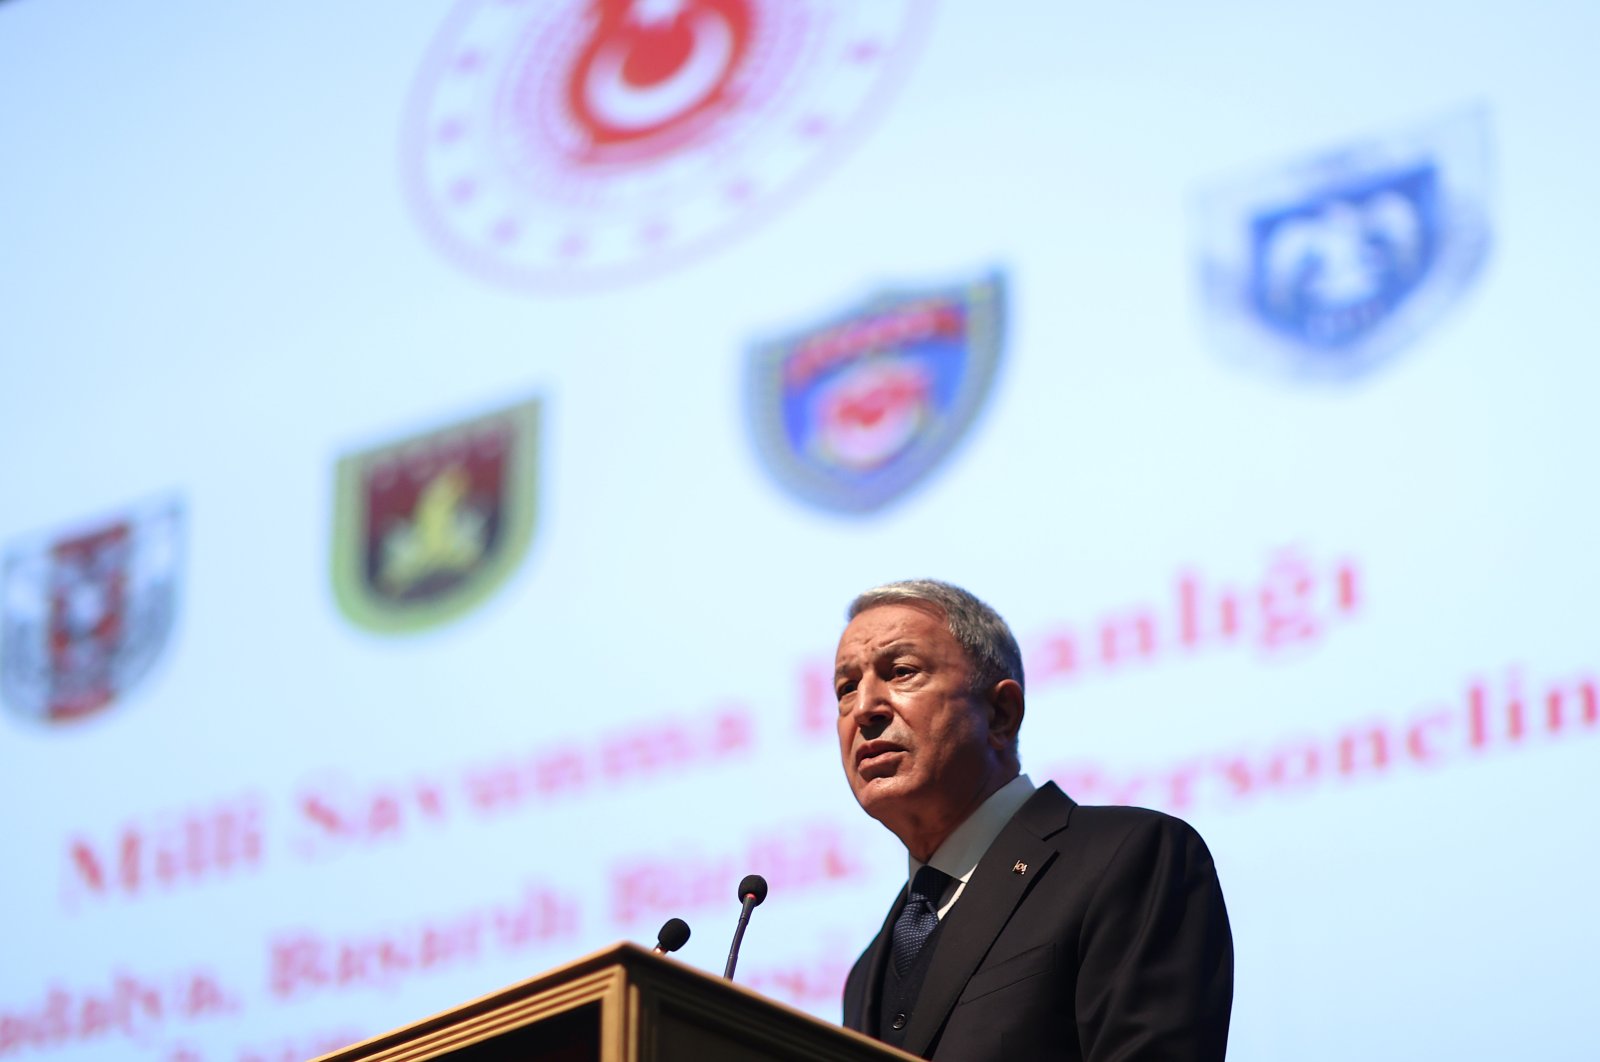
top-left (722, 874), bottom-right (768, 981)
top-left (653, 917), bottom-right (691, 955)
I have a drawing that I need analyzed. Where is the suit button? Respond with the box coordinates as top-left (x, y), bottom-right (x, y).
top-left (892, 1014), bottom-right (907, 1030)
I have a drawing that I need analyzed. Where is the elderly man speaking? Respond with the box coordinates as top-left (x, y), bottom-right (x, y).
top-left (835, 579), bottom-right (1233, 1061)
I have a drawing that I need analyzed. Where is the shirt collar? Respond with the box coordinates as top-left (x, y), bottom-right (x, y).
top-left (909, 773), bottom-right (1036, 887)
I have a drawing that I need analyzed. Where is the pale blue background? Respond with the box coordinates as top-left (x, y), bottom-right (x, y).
top-left (2, 2), bottom-right (1596, 1059)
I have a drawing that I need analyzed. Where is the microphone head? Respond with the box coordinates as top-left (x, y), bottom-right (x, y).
top-left (737, 874), bottom-right (768, 906)
top-left (656, 917), bottom-right (691, 954)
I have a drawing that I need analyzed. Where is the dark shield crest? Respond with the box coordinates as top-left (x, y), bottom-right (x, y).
top-left (331, 397), bottom-right (541, 634)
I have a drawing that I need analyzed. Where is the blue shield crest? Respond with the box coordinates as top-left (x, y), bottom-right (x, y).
top-left (1197, 107), bottom-right (1491, 380)
top-left (745, 271), bottom-right (1005, 514)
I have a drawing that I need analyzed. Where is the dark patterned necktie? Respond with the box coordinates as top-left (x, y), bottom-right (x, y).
top-left (891, 865), bottom-right (954, 977)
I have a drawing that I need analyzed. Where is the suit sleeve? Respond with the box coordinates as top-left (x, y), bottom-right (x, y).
top-left (1073, 813), bottom-right (1234, 1062)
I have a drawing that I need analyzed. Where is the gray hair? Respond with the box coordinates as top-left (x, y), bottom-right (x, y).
top-left (847, 579), bottom-right (1025, 697)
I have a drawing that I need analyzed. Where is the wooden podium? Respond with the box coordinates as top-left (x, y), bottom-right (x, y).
top-left (310, 942), bottom-right (920, 1062)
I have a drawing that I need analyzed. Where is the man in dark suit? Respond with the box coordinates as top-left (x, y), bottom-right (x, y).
top-left (835, 580), bottom-right (1233, 1060)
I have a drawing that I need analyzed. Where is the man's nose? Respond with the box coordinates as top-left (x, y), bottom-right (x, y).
top-left (849, 674), bottom-right (893, 729)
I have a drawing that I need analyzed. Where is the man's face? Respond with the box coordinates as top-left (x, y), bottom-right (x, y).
top-left (835, 603), bottom-right (1008, 838)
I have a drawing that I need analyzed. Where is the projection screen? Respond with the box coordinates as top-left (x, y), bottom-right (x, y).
top-left (2, 1), bottom-right (1595, 1059)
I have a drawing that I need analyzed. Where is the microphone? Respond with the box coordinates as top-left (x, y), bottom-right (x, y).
top-left (653, 917), bottom-right (691, 955)
top-left (722, 874), bottom-right (768, 981)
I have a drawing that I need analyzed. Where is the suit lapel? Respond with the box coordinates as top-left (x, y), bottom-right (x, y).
top-left (901, 784), bottom-right (1075, 1057)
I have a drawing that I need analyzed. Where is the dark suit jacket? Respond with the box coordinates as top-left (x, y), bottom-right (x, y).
top-left (843, 783), bottom-right (1233, 1061)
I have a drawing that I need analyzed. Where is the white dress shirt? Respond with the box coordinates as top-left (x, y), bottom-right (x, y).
top-left (909, 773), bottom-right (1037, 918)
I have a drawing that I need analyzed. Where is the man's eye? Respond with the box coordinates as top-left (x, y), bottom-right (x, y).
top-left (893, 665), bottom-right (916, 678)
top-left (836, 680), bottom-right (857, 700)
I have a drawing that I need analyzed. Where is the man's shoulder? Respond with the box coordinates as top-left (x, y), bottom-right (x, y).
top-left (1020, 783), bottom-right (1197, 833)
top-left (1050, 799), bottom-right (1223, 893)
top-left (1066, 800), bottom-right (1198, 833)
top-left (1021, 787), bottom-right (1213, 859)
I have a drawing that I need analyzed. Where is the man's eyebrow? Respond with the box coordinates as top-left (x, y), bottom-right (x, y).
top-left (836, 642), bottom-right (921, 679)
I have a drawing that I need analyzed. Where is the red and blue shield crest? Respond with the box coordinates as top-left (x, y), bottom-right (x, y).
top-left (745, 271), bottom-right (1005, 513)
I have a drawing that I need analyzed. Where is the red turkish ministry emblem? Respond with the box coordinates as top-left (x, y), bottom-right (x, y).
top-left (564, 0), bottom-right (754, 163)
top-left (403, 0), bottom-right (928, 289)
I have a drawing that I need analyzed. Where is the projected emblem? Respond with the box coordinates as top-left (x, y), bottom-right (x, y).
top-left (1196, 107), bottom-right (1491, 380)
top-left (1, 497), bottom-right (183, 726)
top-left (403, 0), bottom-right (927, 290)
top-left (331, 398), bottom-right (541, 634)
top-left (746, 271), bottom-right (1005, 514)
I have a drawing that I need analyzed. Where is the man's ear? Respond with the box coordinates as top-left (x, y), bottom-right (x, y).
top-left (986, 679), bottom-right (1024, 750)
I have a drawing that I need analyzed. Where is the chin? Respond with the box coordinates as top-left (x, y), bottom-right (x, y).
top-left (854, 775), bottom-right (913, 818)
